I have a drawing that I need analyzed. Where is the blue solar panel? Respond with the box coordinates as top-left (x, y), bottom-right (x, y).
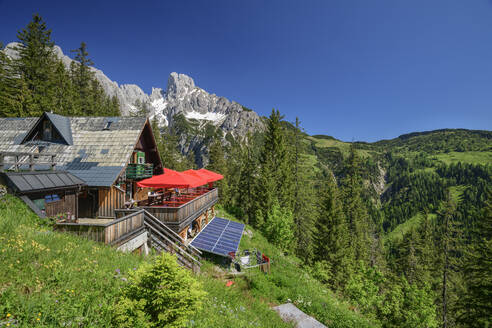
top-left (190, 217), bottom-right (245, 256)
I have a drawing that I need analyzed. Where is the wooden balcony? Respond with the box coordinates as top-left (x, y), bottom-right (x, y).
top-left (126, 163), bottom-right (153, 180)
top-left (138, 188), bottom-right (218, 232)
top-left (55, 210), bottom-right (145, 246)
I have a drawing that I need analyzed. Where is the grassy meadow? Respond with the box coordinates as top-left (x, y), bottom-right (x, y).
top-left (0, 194), bottom-right (377, 327)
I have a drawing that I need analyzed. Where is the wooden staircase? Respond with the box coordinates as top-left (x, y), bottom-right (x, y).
top-left (142, 210), bottom-right (202, 272)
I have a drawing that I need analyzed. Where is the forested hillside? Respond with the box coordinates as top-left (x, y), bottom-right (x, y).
top-left (206, 113), bottom-right (491, 328)
top-left (1, 14), bottom-right (491, 327)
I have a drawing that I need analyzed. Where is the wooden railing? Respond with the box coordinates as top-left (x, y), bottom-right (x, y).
top-left (142, 188), bottom-right (218, 224)
top-left (59, 209), bottom-right (202, 272)
top-left (126, 163), bottom-right (153, 180)
top-left (56, 211), bottom-right (145, 245)
top-left (144, 210), bottom-right (201, 272)
top-left (0, 151), bottom-right (57, 172)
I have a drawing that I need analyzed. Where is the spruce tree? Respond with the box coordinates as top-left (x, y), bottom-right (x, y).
top-left (237, 134), bottom-right (258, 224)
top-left (0, 44), bottom-right (24, 117)
top-left (256, 109), bottom-right (294, 222)
top-left (291, 117), bottom-right (316, 262)
top-left (341, 144), bottom-right (374, 264)
top-left (456, 191), bottom-right (492, 327)
top-left (13, 14), bottom-right (58, 116)
top-left (52, 60), bottom-right (76, 115)
top-left (435, 193), bottom-right (461, 328)
top-left (315, 171), bottom-right (352, 287)
top-left (207, 138), bottom-right (228, 199)
top-left (70, 42), bottom-right (94, 114)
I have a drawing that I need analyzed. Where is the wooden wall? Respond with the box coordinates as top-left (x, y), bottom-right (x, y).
top-left (37, 190), bottom-right (78, 219)
top-left (97, 186), bottom-right (125, 218)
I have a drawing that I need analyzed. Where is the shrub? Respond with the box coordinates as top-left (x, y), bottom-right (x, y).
top-left (261, 203), bottom-right (295, 251)
top-left (112, 297), bottom-right (150, 328)
top-left (118, 252), bottom-right (206, 328)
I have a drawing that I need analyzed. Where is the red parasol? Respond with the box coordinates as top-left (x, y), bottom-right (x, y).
top-left (136, 168), bottom-right (207, 188)
top-left (197, 168), bottom-right (224, 182)
top-left (183, 169), bottom-right (215, 183)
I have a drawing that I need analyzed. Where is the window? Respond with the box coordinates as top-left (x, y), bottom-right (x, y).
top-left (44, 194), bottom-right (60, 203)
top-left (42, 121), bottom-right (52, 140)
top-left (103, 121), bottom-right (112, 130)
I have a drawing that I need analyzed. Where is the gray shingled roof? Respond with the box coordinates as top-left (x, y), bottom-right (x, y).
top-left (45, 112), bottom-right (73, 145)
top-left (4, 171), bottom-right (86, 193)
top-left (0, 114), bottom-right (147, 187)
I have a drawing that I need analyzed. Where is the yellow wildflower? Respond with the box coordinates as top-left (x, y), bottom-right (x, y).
top-left (6, 313), bottom-right (11, 317)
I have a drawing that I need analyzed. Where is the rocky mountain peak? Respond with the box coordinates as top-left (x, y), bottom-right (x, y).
top-left (166, 72), bottom-right (196, 98)
top-left (2, 42), bottom-right (263, 166)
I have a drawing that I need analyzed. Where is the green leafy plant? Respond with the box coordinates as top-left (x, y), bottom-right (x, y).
top-left (119, 252), bottom-right (206, 328)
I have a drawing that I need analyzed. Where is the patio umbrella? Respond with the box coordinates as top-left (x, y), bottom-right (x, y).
top-left (183, 169), bottom-right (215, 183)
top-left (197, 168), bottom-right (224, 182)
top-left (136, 168), bottom-right (207, 188)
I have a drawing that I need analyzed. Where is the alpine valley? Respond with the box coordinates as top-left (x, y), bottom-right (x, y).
top-left (0, 15), bottom-right (491, 328)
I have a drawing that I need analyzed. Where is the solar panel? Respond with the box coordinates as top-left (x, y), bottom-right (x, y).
top-left (191, 217), bottom-right (245, 257)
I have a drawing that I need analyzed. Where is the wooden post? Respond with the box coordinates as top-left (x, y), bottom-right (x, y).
top-left (0, 154), bottom-right (4, 172)
top-left (51, 155), bottom-right (56, 171)
top-left (14, 155), bottom-right (19, 171)
top-left (29, 154), bottom-right (34, 171)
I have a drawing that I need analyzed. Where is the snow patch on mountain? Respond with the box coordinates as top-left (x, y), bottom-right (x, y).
top-left (185, 111), bottom-right (226, 123)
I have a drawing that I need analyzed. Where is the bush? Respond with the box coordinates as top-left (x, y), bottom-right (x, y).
top-left (117, 252), bottom-right (206, 328)
top-left (261, 203), bottom-right (295, 251)
top-left (112, 298), bottom-right (150, 328)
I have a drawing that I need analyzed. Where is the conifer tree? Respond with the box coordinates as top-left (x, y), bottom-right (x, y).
top-left (256, 109), bottom-right (294, 221)
top-left (0, 44), bottom-right (24, 117)
top-left (341, 144), bottom-right (374, 264)
top-left (315, 171), bottom-right (352, 287)
top-left (291, 117), bottom-right (316, 262)
top-left (52, 60), bottom-right (76, 115)
top-left (435, 194), bottom-right (461, 328)
top-left (131, 99), bottom-right (151, 117)
top-left (237, 134), bottom-right (258, 224)
top-left (207, 137), bottom-right (228, 199)
top-left (70, 42), bottom-right (93, 114)
top-left (13, 14), bottom-right (58, 116)
top-left (456, 191), bottom-right (492, 327)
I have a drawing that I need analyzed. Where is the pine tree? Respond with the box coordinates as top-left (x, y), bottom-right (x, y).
top-left (70, 42), bottom-right (94, 115)
top-left (256, 109), bottom-right (294, 221)
top-left (341, 145), bottom-right (374, 264)
top-left (13, 14), bottom-right (58, 116)
top-left (315, 171), bottom-right (352, 287)
top-left (456, 190), bottom-right (492, 327)
top-left (291, 117), bottom-right (316, 262)
top-left (207, 138), bottom-right (227, 199)
top-left (0, 44), bottom-right (24, 117)
top-left (131, 99), bottom-right (150, 117)
top-left (52, 60), bottom-right (76, 115)
top-left (237, 134), bottom-right (258, 224)
top-left (435, 193), bottom-right (461, 328)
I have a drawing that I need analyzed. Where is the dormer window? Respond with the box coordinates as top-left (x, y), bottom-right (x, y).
top-left (43, 121), bottom-right (52, 141)
top-left (20, 112), bottom-right (73, 146)
top-left (103, 121), bottom-right (112, 130)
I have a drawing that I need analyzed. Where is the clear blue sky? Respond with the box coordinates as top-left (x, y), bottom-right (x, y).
top-left (1, 0), bottom-right (491, 142)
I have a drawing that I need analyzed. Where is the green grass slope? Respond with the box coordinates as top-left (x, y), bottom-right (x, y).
top-left (0, 195), bottom-right (376, 327)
